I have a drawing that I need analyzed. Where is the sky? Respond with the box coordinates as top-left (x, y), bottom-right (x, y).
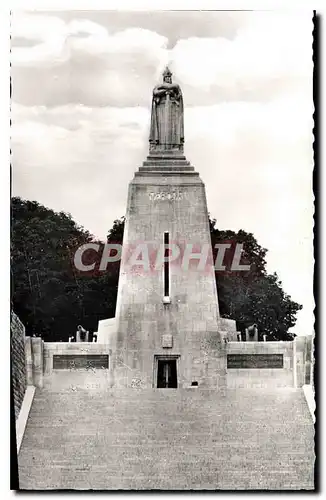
top-left (10, 10), bottom-right (314, 335)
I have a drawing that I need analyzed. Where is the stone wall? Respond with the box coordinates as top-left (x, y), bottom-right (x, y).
top-left (42, 342), bottom-right (113, 389)
top-left (11, 311), bottom-right (27, 420)
top-left (226, 341), bottom-right (294, 388)
top-left (226, 338), bottom-right (311, 389)
top-left (295, 335), bottom-right (313, 387)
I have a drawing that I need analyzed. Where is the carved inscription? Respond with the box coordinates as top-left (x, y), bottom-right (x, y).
top-left (53, 354), bottom-right (109, 369)
top-left (149, 191), bottom-right (184, 201)
top-left (131, 378), bottom-right (142, 388)
top-left (227, 354), bottom-right (283, 369)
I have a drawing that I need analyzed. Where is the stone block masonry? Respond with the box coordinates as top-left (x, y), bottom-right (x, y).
top-left (11, 311), bottom-right (27, 420)
top-left (114, 170), bottom-right (223, 388)
top-left (226, 339), bottom-right (311, 389)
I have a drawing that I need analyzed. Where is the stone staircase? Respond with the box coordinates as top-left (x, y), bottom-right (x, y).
top-left (18, 377), bottom-right (314, 490)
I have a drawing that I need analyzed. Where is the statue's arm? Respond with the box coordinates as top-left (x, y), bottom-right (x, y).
top-left (173, 84), bottom-right (182, 99)
top-left (153, 86), bottom-right (167, 97)
top-left (152, 84), bottom-right (182, 102)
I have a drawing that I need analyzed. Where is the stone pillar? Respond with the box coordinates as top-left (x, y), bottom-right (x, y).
top-left (293, 338), bottom-right (297, 388)
top-left (25, 336), bottom-right (33, 386)
top-left (31, 337), bottom-right (43, 388)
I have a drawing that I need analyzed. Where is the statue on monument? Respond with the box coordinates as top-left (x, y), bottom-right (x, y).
top-left (76, 324), bottom-right (88, 343)
top-left (149, 67), bottom-right (184, 153)
top-left (245, 323), bottom-right (258, 342)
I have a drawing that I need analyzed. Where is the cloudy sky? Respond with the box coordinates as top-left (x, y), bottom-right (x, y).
top-left (11, 10), bottom-right (313, 335)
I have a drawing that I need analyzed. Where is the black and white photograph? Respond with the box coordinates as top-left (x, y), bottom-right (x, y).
top-left (9, 6), bottom-right (315, 490)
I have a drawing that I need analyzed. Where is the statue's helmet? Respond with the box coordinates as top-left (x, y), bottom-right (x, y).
top-left (163, 66), bottom-right (172, 81)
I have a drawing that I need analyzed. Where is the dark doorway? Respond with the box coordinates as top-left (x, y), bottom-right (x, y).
top-left (157, 359), bottom-right (177, 388)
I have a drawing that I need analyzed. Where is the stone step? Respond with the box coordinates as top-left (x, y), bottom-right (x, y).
top-left (146, 153), bottom-right (188, 159)
top-left (138, 164), bottom-right (194, 170)
top-left (135, 170), bottom-right (200, 177)
top-left (142, 160), bottom-right (191, 166)
top-left (18, 387), bottom-right (314, 490)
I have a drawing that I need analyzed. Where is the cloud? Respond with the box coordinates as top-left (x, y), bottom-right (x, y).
top-left (31, 10), bottom-right (246, 47)
top-left (172, 11), bottom-right (312, 102)
top-left (11, 14), bottom-right (168, 64)
top-left (11, 11), bottom-right (312, 107)
top-left (11, 13), bottom-right (169, 107)
top-left (11, 103), bottom-right (150, 242)
top-left (11, 13), bottom-right (67, 65)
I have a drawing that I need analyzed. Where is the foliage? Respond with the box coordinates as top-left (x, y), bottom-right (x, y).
top-left (11, 197), bottom-right (116, 341)
top-left (210, 218), bottom-right (302, 340)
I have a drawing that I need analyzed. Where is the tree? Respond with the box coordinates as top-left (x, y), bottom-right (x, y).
top-left (209, 218), bottom-right (302, 340)
top-left (11, 197), bottom-right (116, 341)
top-left (107, 217), bottom-right (125, 244)
top-left (11, 198), bottom-right (302, 341)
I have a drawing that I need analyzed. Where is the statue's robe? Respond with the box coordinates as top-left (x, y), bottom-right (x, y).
top-left (149, 83), bottom-right (184, 150)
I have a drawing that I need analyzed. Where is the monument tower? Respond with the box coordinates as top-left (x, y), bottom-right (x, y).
top-left (103, 68), bottom-right (228, 388)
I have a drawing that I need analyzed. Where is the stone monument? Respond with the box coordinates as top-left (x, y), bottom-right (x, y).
top-left (98, 67), bottom-right (231, 389)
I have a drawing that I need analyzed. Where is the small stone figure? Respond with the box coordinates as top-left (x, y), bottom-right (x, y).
top-left (245, 324), bottom-right (258, 342)
top-left (76, 325), bottom-right (89, 343)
